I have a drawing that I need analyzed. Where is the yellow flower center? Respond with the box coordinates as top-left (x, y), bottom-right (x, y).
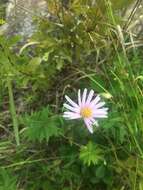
top-left (80, 107), bottom-right (93, 118)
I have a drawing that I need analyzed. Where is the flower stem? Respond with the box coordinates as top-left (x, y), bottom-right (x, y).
top-left (7, 78), bottom-right (20, 146)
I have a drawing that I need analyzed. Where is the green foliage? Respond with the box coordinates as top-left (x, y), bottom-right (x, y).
top-left (0, 1), bottom-right (6, 20)
top-left (80, 141), bottom-right (103, 166)
top-left (0, 0), bottom-right (143, 189)
top-left (22, 107), bottom-right (62, 142)
top-left (0, 169), bottom-right (17, 190)
top-left (0, 36), bottom-right (19, 79)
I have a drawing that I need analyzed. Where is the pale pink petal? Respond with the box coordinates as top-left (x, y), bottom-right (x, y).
top-left (82, 88), bottom-right (87, 106)
top-left (78, 89), bottom-right (82, 106)
top-left (94, 102), bottom-right (105, 109)
top-left (90, 118), bottom-right (98, 126)
top-left (86, 89), bottom-right (94, 105)
top-left (84, 118), bottom-right (93, 133)
top-left (63, 112), bottom-right (81, 120)
top-left (63, 103), bottom-right (80, 113)
top-left (97, 107), bottom-right (108, 112)
top-left (65, 95), bottom-right (79, 108)
top-left (93, 109), bottom-right (108, 115)
top-left (93, 113), bottom-right (108, 118)
top-left (63, 115), bottom-right (81, 120)
top-left (90, 95), bottom-right (100, 106)
top-left (63, 111), bottom-right (78, 115)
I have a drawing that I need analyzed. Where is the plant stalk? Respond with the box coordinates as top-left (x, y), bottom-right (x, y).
top-left (7, 78), bottom-right (20, 146)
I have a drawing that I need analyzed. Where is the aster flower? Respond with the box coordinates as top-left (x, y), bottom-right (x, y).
top-left (63, 89), bottom-right (108, 133)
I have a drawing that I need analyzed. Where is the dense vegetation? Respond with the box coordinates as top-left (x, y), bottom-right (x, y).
top-left (0, 0), bottom-right (143, 189)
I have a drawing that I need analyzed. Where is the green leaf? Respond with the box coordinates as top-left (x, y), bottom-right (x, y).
top-left (21, 107), bottom-right (62, 142)
top-left (96, 165), bottom-right (106, 179)
top-left (27, 57), bottom-right (42, 73)
top-left (79, 141), bottom-right (103, 166)
top-left (42, 49), bottom-right (54, 61)
top-left (0, 169), bottom-right (17, 190)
